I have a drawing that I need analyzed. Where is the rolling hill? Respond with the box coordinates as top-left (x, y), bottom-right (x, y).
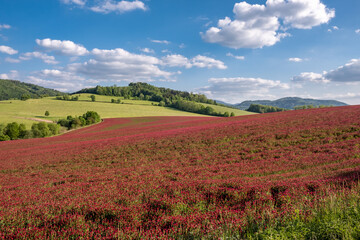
top-left (0, 79), bottom-right (63, 100)
top-left (0, 94), bottom-right (252, 127)
top-left (0, 81), bottom-right (253, 127)
top-left (1, 106), bottom-right (359, 238)
top-left (234, 97), bottom-right (348, 110)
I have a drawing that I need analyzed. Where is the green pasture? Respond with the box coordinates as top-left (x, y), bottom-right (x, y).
top-left (0, 94), bottom-right (254, 127)
top-left (194, 101), bottom-right (257, 116)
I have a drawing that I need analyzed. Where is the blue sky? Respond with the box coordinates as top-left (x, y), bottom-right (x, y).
top-left (1, 0), bottom-right (360, 104)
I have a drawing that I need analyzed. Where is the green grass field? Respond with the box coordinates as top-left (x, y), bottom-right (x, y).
top-left (0, 94), bottom-right (254, 127)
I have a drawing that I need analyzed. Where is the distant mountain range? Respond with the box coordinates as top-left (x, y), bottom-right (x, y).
top-left (218, 97), bottom-right (348, 110)
top-left (0, 79), bottom-right (62, 100)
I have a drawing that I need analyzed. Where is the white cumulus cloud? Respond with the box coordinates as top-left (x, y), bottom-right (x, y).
top-left (0, 70), bottom-right (19, 80)
top-left (325, 59), bottom-right (360, 82)
top-left (68, 48), bottom-right (174, 82)
top-left (27, 69), bottom-right (89, 92)
top-left (161, 54), bottom-right (227, 69)
top-left (5, 57), bottom-right (21, 63)
top-left (0, 45), bottom-right (18, 55)
top-left (91, 48), bottom-right (160, 64)
top-left (202, 0), bottom-right (334, 49)
top-left (0, 24), bottom-right (11, 30)
top-left (161, 54), bottom-right (192, 68)
top-left (61, 0), bottom-right (86, 6)
top-left (226, 53), bottom-right (245, 60)
top-left (141, 48), bottom-right (155, 54)
top-left (292, 72), bottom-right (329, 83)
top-left (91, 0), bottom-right (146, 14)
top-left (293, 59), bottom-right (360, 83)
top-left (289, 57), bottom-right (303, 62)
top-left (356, 29), bottom-right (360, 34)
top-left (36, 38), bottom-right (89, 56)
top-left (19, 52), bottom-right (58, 64)
top-left (191, 55), bottom-right (227, 69)
top-left (151, 39), bottom-right (171, 44)
top-left (197, 77), bottom-right (289, 103)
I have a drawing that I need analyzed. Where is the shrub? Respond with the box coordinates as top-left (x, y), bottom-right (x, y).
top-left (0, 134), bottom-right (10, 141)
top-left (58, 111), bottom-right (101, 130)
top-left (45, 110), bottom-right (50, 117)
top-left (31, 122), bottom-right (51, 138)
top-left (83, 111), bottom-right (101, 124)
top-left (48, 123), bottom-right (60, 135)
top-left (18, 124), bottom-right (27, 138)
top-left (5, 122), bottom-right (20, 140)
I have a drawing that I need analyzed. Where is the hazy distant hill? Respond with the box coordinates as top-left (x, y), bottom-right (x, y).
top-left (234, 97), bottom-right (348, 110)
top-left (0, 79), bottom-right (63, 100)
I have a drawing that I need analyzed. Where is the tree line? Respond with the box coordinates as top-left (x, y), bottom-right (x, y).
top-left (0, 111), bottom-right (101, 141)
top-left (76, 82), bottom-right (218, 105)
top-left (246, 104), bottom-right (287, 113)
top-left (0, 122), bottom-right (60, 141)
top-left (294, 105), bottom-right (334, 110)
top-left (164, 100), bottom-right (235, 117)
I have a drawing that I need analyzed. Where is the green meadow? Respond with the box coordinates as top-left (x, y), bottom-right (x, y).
top-left (0, 94), bottom-right (253, 127)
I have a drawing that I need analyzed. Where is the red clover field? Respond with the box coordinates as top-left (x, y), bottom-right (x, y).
top-left (1, 106), bottom-right (360, 239)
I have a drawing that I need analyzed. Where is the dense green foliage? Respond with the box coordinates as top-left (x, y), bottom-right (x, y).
top-left (0, 122), bottom-right (60, 141)
top-left (57, 111), bottom-right (101, 130)
top-left (111, 98), bottom-right (121, 104)
top-left (76, 82), bottom-right (217, 105)
top-left (0, 79), bottom-right (63, 101)
top-left (236, 97), bottom-right (347, 110)
top-left (247, 103), bottom-right (287, 113)
top-left (168, 100), bottom-right (234, 117)
top-left (294, 104), bottom-right (336, 110)
top-left (56, 95), bottom-right (79, 101)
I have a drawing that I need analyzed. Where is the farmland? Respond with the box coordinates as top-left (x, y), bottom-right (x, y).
top-left (0, 94), bottom-right (252, 127)
top-left (0, 106), bottom-right (360, 239)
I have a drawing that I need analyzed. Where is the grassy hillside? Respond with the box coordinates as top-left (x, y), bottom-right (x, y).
top-left (76, 83), bottom-right (242, 117)
top-left (0, 94), bottom-right (253, 127)
top-left (0, 79), bottom-right (62, 100)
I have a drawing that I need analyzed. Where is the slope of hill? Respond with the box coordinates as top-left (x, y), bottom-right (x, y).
top-left (77, 83), bottom-right (252, 117)
top-left (0, 94), bottom-right (253, 127)
top-left (0, 106), bottom-right (359, 238)
top-left (234, 97), bottom-right (348, 110)
top-left (0, 79), bottom-right (62, 100)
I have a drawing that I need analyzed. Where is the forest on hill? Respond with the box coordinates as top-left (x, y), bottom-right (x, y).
top-left (235, 97), bottom-right (347, 110)
top-left (76, 82), bottom-right (217, 105)
top-left (0, 79), bottom-right (62, 101)
top-left (76, 83), bottom-right (236, 117)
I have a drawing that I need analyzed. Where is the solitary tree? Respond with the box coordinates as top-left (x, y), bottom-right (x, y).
top-left (90, 95), bottom-right (96, 102)
top-left (45, 110), bottom-right (50, 117)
